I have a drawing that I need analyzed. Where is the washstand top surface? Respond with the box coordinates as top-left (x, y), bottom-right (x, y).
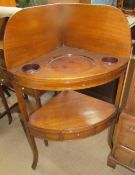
top-left (3, 4), bottom-right (131, 90)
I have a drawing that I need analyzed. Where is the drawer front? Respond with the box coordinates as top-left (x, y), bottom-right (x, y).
top-left (119, 132), bottom-right (135, 150)
top-left (119, 116), bottom-right (135, 150)
top-left (114, 146), bottom-right (135, 170)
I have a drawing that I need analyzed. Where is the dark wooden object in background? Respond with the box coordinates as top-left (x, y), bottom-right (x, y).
top-left (78, 79), bottom-right (118, 104)
top-left (3, 4), bottom-right (131, 169)
top-left (108, 62), bottom-right (135, 172)
top-left (0, 85), bottom-right (12, 124)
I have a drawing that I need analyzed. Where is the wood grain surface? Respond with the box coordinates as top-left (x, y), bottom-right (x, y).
top-left (4, 4), bottom-right (131, 69)
top-left (29, 90), bottom-right (116, 140)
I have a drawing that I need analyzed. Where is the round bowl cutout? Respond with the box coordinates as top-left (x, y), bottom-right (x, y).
top-left (22, 64), bottom-right (40, 73)
top-left (47, 53), bottom-right (95, 74)
top-left (102, 57), bottom-right (118, 65)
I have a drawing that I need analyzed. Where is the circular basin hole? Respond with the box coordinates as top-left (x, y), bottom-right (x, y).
top-left (22, 64), bottom-right (40, 73)
top-left (102, 57), bottom-right (118, 65)
top-left (47, 54), bottom-right (95, 74)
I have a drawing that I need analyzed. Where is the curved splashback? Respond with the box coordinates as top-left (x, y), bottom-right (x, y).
top-left (4, 4), bottom-right (131, 69)
top-left (62, 4), bottom-right (131, 58)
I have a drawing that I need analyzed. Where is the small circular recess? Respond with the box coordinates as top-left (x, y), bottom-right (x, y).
top-left (102, 57), bottom-right (118, 65)
top-left (22, 64), bottom-right (40, 73)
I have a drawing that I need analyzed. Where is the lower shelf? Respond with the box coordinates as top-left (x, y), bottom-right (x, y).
top-left (29, 90), bottom-right (116, 141)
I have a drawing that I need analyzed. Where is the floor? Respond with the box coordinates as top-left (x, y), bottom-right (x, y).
top-left (0, 91), bottom-right (134, 175)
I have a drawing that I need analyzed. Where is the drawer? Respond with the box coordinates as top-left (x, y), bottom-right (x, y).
top-left (119, 132), bottom-right (135, 150)
top-left (114, 146), bottom-right (135, 170)
top-left (119, 114), bottom-right (135, 150)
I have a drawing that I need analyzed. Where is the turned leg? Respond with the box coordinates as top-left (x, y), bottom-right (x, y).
top-left (34, 91), bottom-right (49, 147)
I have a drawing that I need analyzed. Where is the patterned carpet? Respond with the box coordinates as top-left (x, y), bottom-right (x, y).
top-left (0, 91), bottom-right (134, 175)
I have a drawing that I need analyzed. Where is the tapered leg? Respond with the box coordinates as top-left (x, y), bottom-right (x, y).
top-left (108, 73), bottom-right (126, 147)
top-left (0, 86), bottom-right (12, 124)
top-left (31, 135), bottom-right (38, 170)
top-left (34, 92), bottom-right (49, 148)
top-left (20, 120), bottom-right (38, 169)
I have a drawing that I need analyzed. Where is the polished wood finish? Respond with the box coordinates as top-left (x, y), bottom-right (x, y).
top-left (63, 5), bottom-right (131, 58)
top-left (4, 4), bottom-right (131, 70)
top-left (0, 1), bottom-right (44, 111)
top-left (4, 4), bottom-right (131, 169)
top-left (10, 46), bottom-right (128, 91)
top-left (29, 90), bottom-right (116, 141)
top-left (14, 82), bottom-right (117, 169)
top-left (4, 5), bottom-right (62, 69)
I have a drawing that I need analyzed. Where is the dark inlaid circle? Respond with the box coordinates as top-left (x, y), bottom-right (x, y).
top-left (102, 57), bottom-right (118, 65)
top-left (22, 64), bottom-right (40, 73)
top-left (47, 54), bottom-right (95, 74)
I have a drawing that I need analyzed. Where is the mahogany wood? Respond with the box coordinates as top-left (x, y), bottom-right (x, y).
top-left (10, 46), bottom-right (128, 91)
top-left (4, 4), bottom-right (131, 169)
top-left (0, 1), bottom-right (45, 112)
top-left (28, 90), bottom-right (116, 141)
top-left (4, 5), bottom-right (62, 69)
top-left (4, 4), bottom-right (131, 70)
top-left (62, 5), bottom-right (131, 58)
